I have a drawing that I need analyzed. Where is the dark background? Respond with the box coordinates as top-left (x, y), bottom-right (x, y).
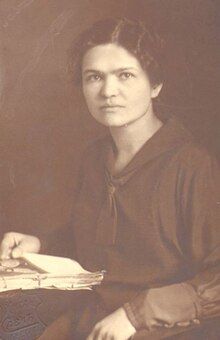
top-left (0, 0), bottom-right (219, 238)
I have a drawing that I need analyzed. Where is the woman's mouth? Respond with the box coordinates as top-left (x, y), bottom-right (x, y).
top-left (100, 104), bottom-right (124, 110)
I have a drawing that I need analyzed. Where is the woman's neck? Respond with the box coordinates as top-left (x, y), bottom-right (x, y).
top-left (109, 110), bottom-right (163, 157)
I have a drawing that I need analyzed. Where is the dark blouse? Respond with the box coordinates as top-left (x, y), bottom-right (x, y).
top-left (48, 117), bottom-right (220, 330)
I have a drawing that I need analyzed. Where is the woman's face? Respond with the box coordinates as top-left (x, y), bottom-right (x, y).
top-left (82, 43), bottom-right (162, 127)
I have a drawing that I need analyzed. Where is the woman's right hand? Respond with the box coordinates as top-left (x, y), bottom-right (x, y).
top-left (0, 232), bottom-right (41, 259)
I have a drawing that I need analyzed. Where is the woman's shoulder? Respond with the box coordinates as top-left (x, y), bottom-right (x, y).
top-left (174, 139), bottom-right (219, 175)
top-left (162, 116), bottom-right (218, 169)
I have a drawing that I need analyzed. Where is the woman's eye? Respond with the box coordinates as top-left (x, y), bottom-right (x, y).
top-left (119, 72), bottom-right (134, 80)
top-left (85, 74), bottom-right (101, 82)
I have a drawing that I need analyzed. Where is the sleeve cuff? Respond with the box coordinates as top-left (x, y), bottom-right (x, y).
top-left (180, 282), bottom-right (202, 320)
top-left (123, 301), bottom-right (140, 330)
top-left (123, 282), bottom-right (202, 331)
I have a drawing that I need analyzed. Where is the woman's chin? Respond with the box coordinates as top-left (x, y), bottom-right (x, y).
top-left (97, 118), bottom-right (127, 128)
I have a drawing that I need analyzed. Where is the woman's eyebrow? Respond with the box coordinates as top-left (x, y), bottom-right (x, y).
top-left (83, 67), bottom-right (138, 75)
top-left (114, 67), bottom-right (138, 73)
top-left (83, 69), bottom-right (102, 75)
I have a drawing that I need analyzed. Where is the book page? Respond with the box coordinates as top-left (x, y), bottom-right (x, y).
top-left (22, 253), bottom-right (90, 275)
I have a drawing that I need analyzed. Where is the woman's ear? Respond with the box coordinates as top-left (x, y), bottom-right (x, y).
top-left (151, 83), bottom-right (163, 99)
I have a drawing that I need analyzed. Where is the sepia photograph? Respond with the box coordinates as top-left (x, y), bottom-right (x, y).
top-left (0, 1), bottom-right (219, 339)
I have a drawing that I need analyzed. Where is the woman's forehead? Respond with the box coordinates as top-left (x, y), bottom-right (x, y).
top-left (82, 43), bottom-right (141, 72)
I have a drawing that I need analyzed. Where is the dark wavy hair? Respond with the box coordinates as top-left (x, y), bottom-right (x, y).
top-left (69, 17), bottom-right (165, 87)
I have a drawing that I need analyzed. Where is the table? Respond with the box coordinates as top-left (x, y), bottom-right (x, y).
top-left (0, 290), bottom-right (219, 340)
top-left (0, 289), bottom-right (78, 339)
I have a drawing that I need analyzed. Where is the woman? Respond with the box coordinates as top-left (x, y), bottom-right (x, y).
top-left (0, 18), bottom-right (220, 340)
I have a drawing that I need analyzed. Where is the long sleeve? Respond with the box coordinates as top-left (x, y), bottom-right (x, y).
top-left (183, 151), bottom-right (220, 320)
top-left (124, 149), bottom-right (220, 330)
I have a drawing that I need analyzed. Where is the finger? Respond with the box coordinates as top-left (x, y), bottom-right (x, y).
top-left (147, 319), bottom-right (163, 330)
top-left (192, 319), bottom-right (200, 325)
top-left (88, 327), bottom-right (104, 340)
top-left (97, 331), bottom-right (111, 340)
top-left (12, 236), bottom-right (40, 257)
top-left (102, 334), bottom-right (113, 340)
top-left (164, 323), bottom-right (175, 328)
top-left (87, 333), bottom-right (97, 340)
top-left (107, 335), bottom-right (114, 340)
top-left (0, 234), bottom-right (15, 259)
top-left (100, 332), bottom-right (109, 340)
top-left (86, 333), bottom-right (93, 340)
top-left (177, 321), bottom-right (191, 327)
top-left (11, 245), bottom-right (24, 258)
top-left (86, 328), bottom-right (98, 340)
top-left (22, 236), bottom-right (41, 254)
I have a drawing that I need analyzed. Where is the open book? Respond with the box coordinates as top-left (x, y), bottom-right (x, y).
top-left (0, 253), bottom-right (105, 292)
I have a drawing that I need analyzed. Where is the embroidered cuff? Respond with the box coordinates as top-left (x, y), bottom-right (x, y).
top-left (123, 282), bottom-right (202, 331)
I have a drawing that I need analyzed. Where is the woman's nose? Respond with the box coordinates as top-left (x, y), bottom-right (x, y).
top-left (100, 76), bottom-right (118, 98)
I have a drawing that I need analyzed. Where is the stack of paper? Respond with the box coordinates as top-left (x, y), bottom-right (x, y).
top-left (0, 253), bottom-right (105, 292)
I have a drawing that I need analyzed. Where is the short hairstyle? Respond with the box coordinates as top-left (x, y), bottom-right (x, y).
top-left (69, 17), bottom-right (165, 87)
